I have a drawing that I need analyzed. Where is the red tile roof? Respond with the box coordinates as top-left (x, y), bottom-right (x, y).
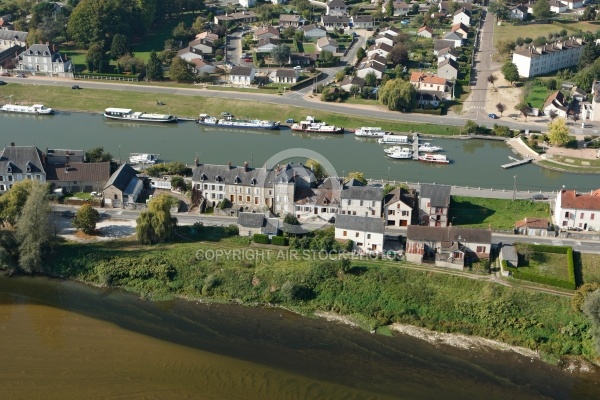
top-left (515, 218), bottom-right (549, 229)
top-left (561, 189), bottom-right (600, 210)
top-left (410, 72), bottom-right (446, 85)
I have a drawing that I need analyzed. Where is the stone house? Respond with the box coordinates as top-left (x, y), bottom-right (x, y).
top-left (237, 212), bottom-right (280, 236)
top-left (383, 187), bottom-right (417, 227)
top-left (316, 36), bottom-right (338, 53)
top-left (272, 163), bottom-right (317, 217)
top-left (0, 29), bottom-right (27, 52)
top-left (103, 164), bottom-right (143, 208)
top-left (326, 0), bottom-right (348, 16)
top-left (229, 66), bottom-right (256, 85)
top-left (0, 144), bottom-right (46, 193)
top-left (46, 162), bottom-right (110, 194)
top-left (437, 58), bottom-right (459, 80)
top-left (17, 43), bottom-right (72, 76)
top-left (294, 177), bottom-right (342, 219)
top-left (340, 181), bottom-right (383, 218)
top-left (335, 214), bottom-right (385, 253)
top-left (554, 188), bottom-right (600, 231)
top-left (419, 183), bottom-right (451, 226)
top-left (515, 217), bottom-right (551, 236)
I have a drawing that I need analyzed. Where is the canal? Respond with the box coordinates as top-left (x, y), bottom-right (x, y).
top-left (2, 112), bottom-right (598, 191)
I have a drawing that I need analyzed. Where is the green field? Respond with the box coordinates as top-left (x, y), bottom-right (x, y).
top-left (524, 251), bottom-right (570, 281)
top-left (450, 196), bottom-right (551, 230)
top-left (580, 253), bottom-right (600, 283)
top-left (494, 23), bottom-right (576, 46)
top-left (525, 85), bottom-right (549, 109)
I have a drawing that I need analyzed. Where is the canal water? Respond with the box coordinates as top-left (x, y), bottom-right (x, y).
top-left (2, 112), bottom-right (598, 191)
top-left (1, 275), bottom-right (599, 400)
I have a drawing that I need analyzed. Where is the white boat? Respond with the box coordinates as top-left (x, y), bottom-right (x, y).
top-left (291, 116), bottom-right (344, 134)
top-left (103, 108), bottom-right (177, 123)
top-left (355, 127), bottom-right (387, 138)
top-left (129, 153), bottom-right (159, 164)
top-left (378, 134), bottom-right (410, 144)
top-left (0, 104), bottom-right (53, 114)
top-left (384, 145), bottom-right (412, 154)
top-left (418, 154), bottom-right (449, 164)
top-left (418, 143), bottom-right (443, 152)
top-left (387, 148), bottom-right (413, 159)
top-left (197, 114), bottom-right (280, 130)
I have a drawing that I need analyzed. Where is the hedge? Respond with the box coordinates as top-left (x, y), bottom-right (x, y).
top-left (253, 234), bottom-right (269, 244)
top-left (508, 267), bottom-right (576, 290)
top-left (271, 236), bottom-right (288, 246)
top-left (551, 21), bottom-right (581, 33)
top-left (530, 244), bottom-right (569, 254)
top-left (412, 108), bottom-right (443, 115)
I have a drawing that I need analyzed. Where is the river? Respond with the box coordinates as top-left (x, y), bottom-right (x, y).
top-left (2, 112), bottom-right (598, 191)
top-left (1, 275), bottom-right (599, 400)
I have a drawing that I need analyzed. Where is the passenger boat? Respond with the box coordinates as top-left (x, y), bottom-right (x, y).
top-left (129, 153), bottom-right (159, 164)
top-left (291, 116), bottom-right (344, 134)
top-left (418, 154), bottom-right (450, 164)
top-left (418, 143), bottom-right (443, 152)
top-left (103, 108), bottom-right (177, 123)
top-left (387, 148), bottom-right (413, 159)
top-left (354, 127), bottom-right (387, 138)
top-left (197, 114), bottom-right (280, 130)
top-left (378, 134), bottom-right (411, 144)
top-left (384, 145), bottom-right (412, 154)
top-left (0, 104), bottom-right (53, 114)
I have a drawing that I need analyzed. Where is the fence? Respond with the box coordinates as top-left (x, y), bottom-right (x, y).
top-left (75, 74), bottom-right (140, 82)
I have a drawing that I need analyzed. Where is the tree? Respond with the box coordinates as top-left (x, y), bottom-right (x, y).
top-left (192, 15), bottom-right (207, 33)
top-left (72, 204), bottom-right (100, 234)
top-left (349, 84), bottom-right (361, 98)
top-left (320, 50), bottom-right (335, 64)
top-left (335, 69), bottom-right (346, 82)
top-left (581, 5), bottom-right (597, 22)
top-left (271, 44), bottom-right (291, 66)
top-left (364, 71), bottom-right (377, 87)
top-left (546, 78), bottom-right (557, 90)
top-left (0, 180), bottom-right (36, 226)
top-left (172, 22), bottom-right (194, 41)
top-left (379, 78), bottom-right (415, 111)
top-left (15, 182), bottom-right (51, 274)
top-left (548, 109), bottom-right (558, 120)
top-left (496, 40), bottom-right (516, 57)
top-left (169, 57), bottom-right (196, 83)
top-left (515, 101), bottom-right (532, 120)
top-left (306, 159), bottom-right (328, 180)
top-left (462, 120), bottom-right (479, 134)
top-left (146, 50), bottom-right (163, 81)
top-left (85, 41), bottom-right (106, 72)
top-left (583, 289), bottom-right (600, 351)
top-left (385, 0), bottom-right (394, 17)
top-left (533, 36), bottom-right (547, 46)
top-left (388, 43), bottom-right (408, 66)
top-left (110, 33), bottom-right (130, 60)
top-left (136, 194), bottom-right (178, 245)
top-left (501, 61), bottom-right (520, 84)
top-left (281, 26), bottom-right (296, 39)
top-left (346, 172), bottom-right (367, 185)
top-left (356, 46), bottom-right (366, 61)
top-left (496, 102), bottom-right (506, 116)
top-left (85, 147), bottom-right (112, 163)
top-left (547, 118), bottom-right (570, 146)
top-left (515, 37), bottom-right (524, 46)
top-left (578, 43), bottom-right (600, 70)
top-left (411, 3), bottom-right (419, 14)
top-left (532, 0), bottom-right (552, 21)
top-left (487, 74), bottom-right (497, 87)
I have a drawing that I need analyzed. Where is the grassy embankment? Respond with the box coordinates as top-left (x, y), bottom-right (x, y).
top-left (450, 196), bottom-right (551, 230)
top-left (537, 158), bottom-right (600, 174)
top-left (46, 229), bottom-right (595, 362)
top-left (1, 83), bottom-right (462, 135)
top-left (525, 86), bottom-right (548, 109)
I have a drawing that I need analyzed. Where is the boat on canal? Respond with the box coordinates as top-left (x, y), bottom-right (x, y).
top-left (418, 154), bottom-right (450, 164)
top-left (378, 133), bottom-right (411, 145)
top-left (0, 103), bottom-right (53, 115)
top-left (354, 127), bottom-right (387, 138)
top-left (103, 108), bottom-right (178, 123)
top-left (291, 116), bottom-right (344, 134)
top-left (129, 153), bottom-right (159, 164)
top-left (387, 148), bottom-right (413, 159)
top-left (197, 114), bottom-right (280, 130)
top-left (418, 143), bottom-right (443, 152)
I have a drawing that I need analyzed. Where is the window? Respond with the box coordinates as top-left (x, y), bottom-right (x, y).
top-left (254, 197), bottom-right (259, 205)
top-left (426, 201), bottom-right (430, 208)
top-left (0, 176), bottom-right (3, 181)
top-left (402, 211), bottom-right (409, 216)
top-left (355, 232), bottom-right (359, 238)
top-left (219, 185), bottom-right (223, 191)
top-left (388, 210), bottom-right (394, 215)
top-left (8, 175), bottom-right (13, 181)
top-left (565, 212), bottom-right (569, 218)
top-left (255, 188), bottom-right (259, 195)
top-left (580, 213), bottom-right (584, 219)
top-left (476, 246), bottom-right (486, 253)
top-left (371, 210), bottom-right (375, 215)
top-left (343, 230), bottom-right (347, 237)
top-left (26, 175), bottom-right (31, 180)
top-left (211, 185), bottom-right (215, 190)
top-left (591, 214), bottom-right (595, 220)
top-left (359, 200), bottom-right (363, 206)
top-left (238, 195), bottom-right (242, 201)
top-left (562, 221), bottom-right (568, 226)
top-left (203, 184), bottom-right (208, 190)
top-left (367, 234), bottom-right (371, 239)
top-left (579, 222), bottom-right (583, 228)
top-left (352, 211), bottom-right (356, 216)
top-left (218, 194), bottom-right (223, 200)
top-left (246, 188), bottom-right (251, 194)
top-left (0, 185), bottom-right (4, 191)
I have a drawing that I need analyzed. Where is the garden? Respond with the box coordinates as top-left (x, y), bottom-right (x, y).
top-left (508, 244), bottom-right (576, 290)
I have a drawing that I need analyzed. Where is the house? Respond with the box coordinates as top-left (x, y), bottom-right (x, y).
top-left (437, 47), bottom-right (459, 63)
top-left (229, 66), bottom-right (256, 85)
top-left (0, 144), bottom-right (46, 194)
top-left (554, 188), bottom-right (600, 231)
top-left (499, 244), bottom-right (519, 270)
top-left (294, 177), bottom-right (342, 219)
top-left (515, 217), bottom-right (551, 236)
top-left (279, 14), bottom-right (303, 27)
top-left (272, 163), bottom-right (317, 216)
top-left (509, 4), bottom-right (530, 20)
top-left (335, 214), bottom-right (385, 253)
top-left (367, 42), bottom-right (393, 58)
top-left (339, 75), bottom-right (366, 91)
top-left (195, 31), bottom-right (220, 47)
top-left (584, 80), bottom-right (600, 122)
top-left (549, 0), bottom-right (567, 13)
top-left (0, 29), bottom-right (27, 51)
top-left (512, 38), bottom-right (584, 78)
top-left (383, 187), bottom-right (417, 227)
top-left (452, 8), bottom-right (471, 26)
top-left (410, 72), bottom-right (452, 100)
top-left (437, 58), bottom-right (459, 80)
top-left (45, 148), bottom-right (85, 164)
top-left (289, 52), bottom-right (318, 66)
top-left (103, 164), bottom-right (143, 208)
top-left (419, 183), bottom-right (451, 226)
top-left (46, 162), bottom-right (111, 194)
top-left (417, 26), bottom-right (433, 38)
top-left (380, 26), bottom-right (401, 37)
top-left (406, 226), bottom-right (492, 270)
top-left (375, 33), bottom-right (396, 47)
top-left (177, 38), bottom-right (214, 60)
top-left (214, 11), bottom-right (257, 26)
top-left (237, 212), bottom-right (280, 236)
top-left (17, 43), bottom-right (72, 76)
top-left (256, 37), bottom-right (282, 53)
top-left (543, 91), bottom-right (570, 118)
top-left (316, 36), bottom-right (338, 53)
top-left (321, 15), bottom-right (351, 31)
top-left (442, 31), bottom-right (464, 47)
top-left (356, 57), bottom-right (386, 79)
top-left (340, 183), bottom-right (383, 218)
top-left (239, 0), bottom-right (256, 7)
top-left (433, 39), bottom-right (455, 55)
top-left (571, 86), bottom-right (586, 102)
top-left (415, 91), bottom-right (445, 107)
top-left (562, 0), bottom-right (585, 9)
top-left (450, 22), bottom-right (469, 39)
top-left (273, 69), bottom-right (299, 83)
top-left (383, 1), bottom-right (410, 16)
top-left (351, 15), bottom-right (375, 29)
top-left (254, 26), bottom-right (280, 41)
top-left (190, 59), bottom-right (219, 74)
top-left (326, 0), bottom-right (348, 16)
top-left (301, 25), bottom-right (327, 40)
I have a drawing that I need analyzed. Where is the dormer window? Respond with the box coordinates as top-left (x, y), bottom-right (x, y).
top-left (250, 178), bottom-right (257, 186)
top-left (26, 163), bottom-right (32, 173)
top-left (234, 176), bottom-right (241, 184)
top-left (35, 51), bottom-right (39, 55)
top-left (200, 173), bottom-right (207, 181)
top-left (215, 175), bottom-right (221, 182)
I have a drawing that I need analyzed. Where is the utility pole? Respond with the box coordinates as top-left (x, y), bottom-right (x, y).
top-left (387, 166), bottom-right (390, 184)
top-left (513, 175), bottom-right (517, 201)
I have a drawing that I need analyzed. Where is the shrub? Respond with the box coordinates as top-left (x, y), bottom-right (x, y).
top-left (253, 234), bottom-right (269, 244)
top-left (271, 236), bottom-right (288, 246)
top-left (224, 224), bottom-right (239, 236)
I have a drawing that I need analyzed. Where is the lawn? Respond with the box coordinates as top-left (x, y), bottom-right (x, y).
top-left (552, 19), bottom-right (600, 33)
top-left (525, 85), bottom-right (548, 109)
top-left (450, 196), bottom-right (551, 230)
top-left (580, 253), bottom-right (600, 284)
top-left (302, 43), bottom-right (315, 53)
top-left (494, 23), bottom-right (577, 46)
top-left (132, 13), bottom-right (197, 61)
top-left (524, 251), bottom-right (571, 281)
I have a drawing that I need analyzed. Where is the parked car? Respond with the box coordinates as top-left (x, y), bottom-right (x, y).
top-left (531, 194), bottom-right (548, 201)
top-left (16, 73), bottom-right (25, 78)
top-left (488, 113), bottom-right (498, 119)
top-left (243, 58), bottom-right (252, 62)
top-left (71, 85), bottom-right (80, 90)
top-left (0, 80), bottom-right (6, 85)
top-left (221, 112), bottom-right (233, 117)
top-left (293, 66), bottom-right (302, 70)
top-left (285, 118), bottom-right (294, 123)
top-left (0, 72), bottom-right (9, 76)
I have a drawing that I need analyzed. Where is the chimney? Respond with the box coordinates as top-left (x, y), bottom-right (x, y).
top-left (228, 161), bottom-right (232, 169)
top-left (244, 161), bottom-right (248, 172)
top-left (10, 142), bottom-right (15, 146)
top-left (194, 157), bottom-right (199, 167)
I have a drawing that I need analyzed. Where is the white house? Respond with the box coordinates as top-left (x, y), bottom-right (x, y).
top-left (549, 0), bottom-right (567, 13)
top-left (254, 26), bottom-right (280, 40)
top-left (437, 58), bottom-right (459, 80)
top-left (256, 37), bottom-right (281, 53)
top-left (509, 4), bottom-right (529, 20)
top-left (339, 75), bottom-right (366, 91)
top-left (273, 69), bottom-right (299, 83)
top-left (326, 0), bottom-right (348, 16)
top-left (229, 66), bottom-right (256, 85)
top-left (0, 29), bottom-right (27, 52)
top-left (443, 31), bottom-right (464, 47)
top-left (583, 80), bottom-right (600, 122)
top-left (437, 47), bottom-right (459, 63)
top-left (383, 187), bottom-right (417, 227)
top-left (17, 43), bottom-right (72, 76)
top-left (452, 8), bottom-right (471, 26)
top-left (239, 0), bottom-right (256, 7)
top-left (356, 58), bottom-right (386, 79)
top-left (351, 15), bottom-right (375, 29)
top-left (383, 1), bottom-right (410, 16)
top-left (321, 15), bottom-right (351, 31)
top-left (433, 39), bottom-right (455, 55)
top-left (301, 24), bottom-right (327, 40)
top-left (418, 183), bottom-right (451, 227)
top-left (367, 42), bottom-right (393, 58)
top-left (375, 33), bottom-right (395, 47)
top-left (335, 214), bottom-right (385, 253)
top-left (380, 26), bottom-right (401, 37)
top-left (515, 217), bottom-right (551, 236)
top-left (410, 72), bottom-right (451, 95)
top-left (554, 189), bottom-right (600, 231)
top-left (190, 59), bottom-right (219, 74)
top-left (316, 36), bottom-right (338, 53)
top-left (543, 91), bottom-right (570, 118)
top-left (0, 145), bottom-right (46, 194)
top-left (339, 183), bottom-right (383, 218)
top-left (562, 0), bottom-right (585, 9)
top-left (512, 38), bottom-right (584, 78)
top-left (451, 22), bottom-right (469, 39)
top-left (417, 26), bottom-right (433, 38)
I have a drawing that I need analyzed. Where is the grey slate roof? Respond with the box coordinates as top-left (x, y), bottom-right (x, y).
top-left (193, 163), bottom-right (268, 186)
top-left (20, 44), bottom-right (68, 63)
top-left (335, 214), bottom-right (385, 234)
top-left (0, 145), bottom-right (45, 174)
top-left (230, 66), bottom-right (254, 76)
top-left (500, 245), bottom-right (519, 264)
top-left (407, 226), bottom-right (491, 244)
top-left (384, 187), bottom-right (416, 208)
top-left (327, 0), bottom-right (348, 8)
top-left (420, 184), bottom-right (451, 208)
top-left (238, 212), bottom-right (266, 228)
top-left (322, 15), bottom-right (350, 23)
top-left (46, 162), bottom-right (111, 183)
top-left (103, 163), bottom-right (139, 191)
top-left (274, 163), bottom-right (315, 184)
top-left (341, 185), bottom-right (383, 201)
top-left (443, 32), bottom-right (464, 42)
top-left (275, 69), bottom-right (298, 78)
top-left (0, 29), bottom-right (27, 42)
top-left (434, 40), bottom-right (456, 52)
top-left (438, 57), bottom-right (459, 70)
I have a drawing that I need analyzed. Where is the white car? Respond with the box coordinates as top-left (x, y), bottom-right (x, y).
top-left (293, 66), bottom-right (302, 70)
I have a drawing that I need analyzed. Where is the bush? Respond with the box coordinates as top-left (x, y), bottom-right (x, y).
top-left (253, 234), bottom-right (269, 244)
top-left (271, 236), bottom-right (288, 246)
top-left (509, 267), bottom-right (575, 290)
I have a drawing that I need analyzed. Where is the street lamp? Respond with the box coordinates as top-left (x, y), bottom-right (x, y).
top-left (118, 145), bottom-right (122, 165)
top-left (513, 175), bottom-right (517, 201)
